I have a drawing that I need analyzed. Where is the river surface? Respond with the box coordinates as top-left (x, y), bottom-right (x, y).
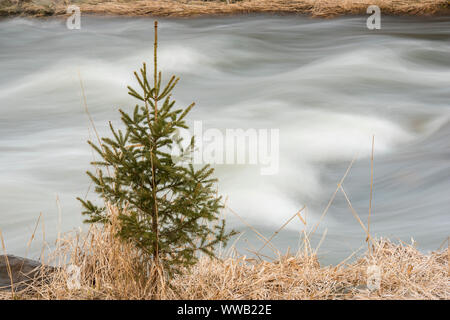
top-left (0, 15), bottom-right (449, 264)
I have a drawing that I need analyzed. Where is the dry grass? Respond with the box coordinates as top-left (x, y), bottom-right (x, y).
top-left (0, 0), bottom-right (449, 18)
top-left (170, 240), bottom-right (449, 299)
top-left (17, 205), bottom-right (167, 300)
top-left (0, 202), bottom-right (448, 300)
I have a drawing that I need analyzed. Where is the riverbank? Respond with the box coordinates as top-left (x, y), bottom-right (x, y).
top-left (0, 0), bottom-right (449, 18)
top-left (1, 225), bottom-right (448, 300)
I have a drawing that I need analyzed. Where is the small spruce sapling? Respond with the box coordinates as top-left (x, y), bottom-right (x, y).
top-left (78, 21), bottom-right (236, 274)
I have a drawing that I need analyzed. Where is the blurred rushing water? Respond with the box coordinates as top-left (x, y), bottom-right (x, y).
top-left (0, 15), bottom-right (449, 264)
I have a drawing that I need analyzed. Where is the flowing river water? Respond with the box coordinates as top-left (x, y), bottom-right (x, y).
top-left (0, 15), bottom-right (449, 264)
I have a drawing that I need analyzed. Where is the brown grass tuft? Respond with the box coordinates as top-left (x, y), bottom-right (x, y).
top-left (18, 205), bottom-right (167, 300)
top-left (169, 239), bottom-right (449, 300)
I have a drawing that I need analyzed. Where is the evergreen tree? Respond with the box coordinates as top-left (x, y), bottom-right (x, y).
top-left (78, 21), bottom-right (236, 274)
